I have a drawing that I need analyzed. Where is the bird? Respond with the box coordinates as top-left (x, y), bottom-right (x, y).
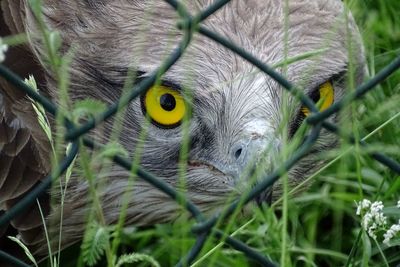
top-left (0, 0), bottom-right (365, 262)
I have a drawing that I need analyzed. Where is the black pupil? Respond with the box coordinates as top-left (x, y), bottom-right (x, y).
top-left (310, 88), bottom-right (321, 103)
top-left (160, 93), bottom-right (176, 111)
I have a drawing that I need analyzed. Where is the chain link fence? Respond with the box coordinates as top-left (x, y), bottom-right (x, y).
top-left (1, 0), bottom-right (400, 266)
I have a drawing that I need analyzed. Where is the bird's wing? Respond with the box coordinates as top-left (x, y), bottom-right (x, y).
top-left (0, 81), bottom-right (51, 241)
top-left (0, 0), bottom-right (52, 245)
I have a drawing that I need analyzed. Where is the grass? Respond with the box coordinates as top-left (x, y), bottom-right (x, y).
top-left (1, 0), bottom-right (399, 266)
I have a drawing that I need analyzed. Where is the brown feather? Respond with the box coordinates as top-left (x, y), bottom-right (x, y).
top-left (0, 118), bottom-right (18, 146)
top-left (0, 154), bottom-right (13, 189)
top-left (6, 196), bottom-right (49, 232)
top-left (0, 157), bottom-right (26, 202)
top-left (18, 226), bottom-right (43, 246)
top-left (10, 162), bottom-right (43, 199)
top-left (0, 0), bottom-right (24, 35)
top-left (2, 129), bottom-right (30, 156)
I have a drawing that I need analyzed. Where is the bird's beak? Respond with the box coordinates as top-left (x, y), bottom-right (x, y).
top-left (207, 135), bottom-right (279, 206)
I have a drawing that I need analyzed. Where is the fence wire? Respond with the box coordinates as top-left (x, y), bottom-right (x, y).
top-left (1, 0), bottom-right (400, 266)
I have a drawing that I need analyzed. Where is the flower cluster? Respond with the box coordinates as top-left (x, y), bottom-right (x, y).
top-left (356, 199), bottom-right (400, 246)
top-left (383, 220), bottom-right (400, 246)
top-left (0, 38), bottom-right (8, 63)
top-left (356, 200), bottom-right (386, 239)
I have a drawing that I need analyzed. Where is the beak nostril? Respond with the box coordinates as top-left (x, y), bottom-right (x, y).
top-left (234, 148), bottom-right (243, 159)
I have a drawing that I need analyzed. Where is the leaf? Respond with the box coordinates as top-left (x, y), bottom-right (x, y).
top-left (95, 142), bottom-right (129, 161)
top-left (65, 143), bottom-right (77, 184)
top-left (72, 99), bottom-right (107, 123)
top-left (28, 0), bottom-right (42, 18)
top-left (7, 236), bottom-right (38, 267)
top-left (1, 33), bottom-right (28, 46)
top-left (361, 230), bottom-right (372, 266)
top-left (115, 253), bottom-right (160, 267)
top-left (24, 74), bottom-right (38, 92)
top-left (25, 75), bottom-right (53, 144)
top-left (48, 31), bottom-right (62, 56)
top-left (271, 48), bottom-right (329, 69)
top-left (383, 206), bottom-right (400, 217)
top-left (81, 222), bottom-right (110, 266)
top-left (361, 168), bottom-right (384, 186)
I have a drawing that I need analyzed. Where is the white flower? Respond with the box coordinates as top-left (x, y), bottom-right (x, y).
top-left (0, 38), bottom-right (8, 63)
top-left (356, 199), bottom-right (387, 239)
top-left (383, 220), bottom-right (400, 246)
top-left (397, 200), bottom-right (400, 209)
top-left (356, 199), bottom-right (371, 215)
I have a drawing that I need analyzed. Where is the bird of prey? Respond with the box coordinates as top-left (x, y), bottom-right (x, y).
top-left (0, 0), bottom-right (365, 261)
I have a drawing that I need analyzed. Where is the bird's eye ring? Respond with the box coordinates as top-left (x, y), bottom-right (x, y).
top-left (301, 81), bottom-right (334, 116)
top-left (289, 81), bottom-right (335, 137)
top-left (141, 85), bottom-right (186, 128)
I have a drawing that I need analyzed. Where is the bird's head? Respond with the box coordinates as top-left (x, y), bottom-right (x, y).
top-left (14, 0), bottom-right (365, 246)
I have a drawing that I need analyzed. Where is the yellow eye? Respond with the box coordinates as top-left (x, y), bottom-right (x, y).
top-left (141, 85), bottom-right (186, 128)
top-left (301, 81), bottom-right (334, 116)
